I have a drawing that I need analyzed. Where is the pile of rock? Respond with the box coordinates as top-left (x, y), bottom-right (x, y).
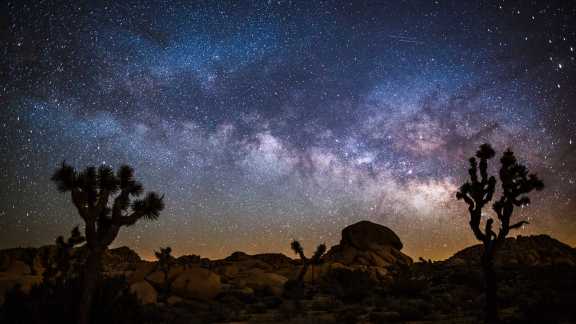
top-left (322, 220), bottom-right (413, 282)
top-left (446, 234), bottom-right (576, 267)
top-left (126, 251), bottom-right (295, 306)
top-left (0, 221), bottom-right (415, 309)
top-left (126, 220), bottom-right (416, 306)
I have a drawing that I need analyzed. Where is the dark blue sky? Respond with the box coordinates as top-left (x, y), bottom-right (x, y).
top-left (1, 0), bottom-right (575, 259)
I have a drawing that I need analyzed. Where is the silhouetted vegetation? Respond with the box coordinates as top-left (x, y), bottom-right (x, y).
top-left (43, 226), bottom-right (85, 284)
top-left (283, 240), bottom-right (326, 300)
top-left (51, 163), bottom-right (165, 324)
top-left (290, 240), bottom-right (326, 284)
top-left (154, 246), bottom-right (174, 301)
top-left (456, 144), bottom-right (544, 322)
top-left (1, 276), bottom-right (145, 324)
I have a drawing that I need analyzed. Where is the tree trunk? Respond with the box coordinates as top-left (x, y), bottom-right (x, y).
top-left (481, 247), bottom-right (498, 323)
top-left (297, 262), bottom-right (309, 283)
top-left (78, 248), bottom-right (103, 324)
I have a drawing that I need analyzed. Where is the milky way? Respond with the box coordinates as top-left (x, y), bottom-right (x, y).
top-left (1, 1), bottom-right (575, 260)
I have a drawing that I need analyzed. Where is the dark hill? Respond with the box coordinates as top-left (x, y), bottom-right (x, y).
top-left (446, 234), bottom-right (576, 267)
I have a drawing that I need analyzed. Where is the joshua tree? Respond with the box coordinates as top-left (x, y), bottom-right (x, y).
top-left (456, 144), bottom-right (543, 322)
top-left (290, 240), bottom-right (327, 284)
top-left (51, 162), bottom-right (164, 324)
top-left (154, 246), bottom-right (175, 300)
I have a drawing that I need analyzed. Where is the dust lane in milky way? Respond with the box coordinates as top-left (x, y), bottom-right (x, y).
top-left (1, 1), bottom-right (575, 260)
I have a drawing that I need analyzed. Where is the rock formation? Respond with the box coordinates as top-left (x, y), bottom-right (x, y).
top-left (323, 221), bottom-right (412, 282)
top-left (171, 267), bottom-right (222, 300)
top-left (447, 234), bottom-right (576, 267)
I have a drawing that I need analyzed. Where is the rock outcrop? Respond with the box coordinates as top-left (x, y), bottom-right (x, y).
top-left (447, 234), bottom-right (576, 267)
top-left (324, 221), bottom-right (412, 271)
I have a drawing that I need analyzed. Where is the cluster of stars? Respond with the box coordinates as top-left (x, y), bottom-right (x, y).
top-left (1, 0), bottom-right (575, 260)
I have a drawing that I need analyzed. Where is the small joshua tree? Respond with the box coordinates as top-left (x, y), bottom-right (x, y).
top-left (284, 240), bottom-right (326, 300)
top-left (456, 144), bottom-right (543, 322)
top-left (51, 162), bottom-right (164, 324)
top-left (43, 226), bottom-right (86, 284)
top-left (154, 246), bottom-right (175, 300)
top-left (290, 240), bottom-right (327, 284)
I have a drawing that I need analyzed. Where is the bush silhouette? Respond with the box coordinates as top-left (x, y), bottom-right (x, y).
top-left (51, 162), bottom-right (164, 324)
top-left (456, 144), bottom-right (543, 322)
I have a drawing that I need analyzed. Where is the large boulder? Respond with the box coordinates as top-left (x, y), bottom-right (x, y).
top-left (341, 220), bottom-right (403, 250)
top-left (130, 281), bottom-right (157, 304)
top-left (171, 268), bottom-right (221, 300)
top-left (325, 221), bottom-right (412, 269)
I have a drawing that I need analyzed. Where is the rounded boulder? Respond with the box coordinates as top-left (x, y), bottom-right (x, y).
top-left (341, 220), bottom-right (403, 250)
top-left (171, 267), bottom-right (221, 300)
top-left (130, 281), bottom-right (157, 304)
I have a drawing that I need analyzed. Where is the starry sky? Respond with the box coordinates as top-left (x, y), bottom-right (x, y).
top-left (1, 0), bottom-right (575, 260)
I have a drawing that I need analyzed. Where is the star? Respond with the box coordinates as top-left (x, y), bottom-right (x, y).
top-left (1, 0), bottom-right (575, 260)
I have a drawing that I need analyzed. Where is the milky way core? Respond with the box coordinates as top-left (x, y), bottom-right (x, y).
top-left (1, 1), bottom-right (575, 260)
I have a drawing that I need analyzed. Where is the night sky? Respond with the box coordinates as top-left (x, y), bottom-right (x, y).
top-left (1, 0), bottom-right (575, 260)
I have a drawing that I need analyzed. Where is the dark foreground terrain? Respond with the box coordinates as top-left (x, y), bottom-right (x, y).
top-left (1, 221), bottom-right (575, 323)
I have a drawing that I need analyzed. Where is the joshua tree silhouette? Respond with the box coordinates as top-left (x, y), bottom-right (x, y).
top-left (290, 240), bottom-right (326, 284)
top-left (154, 246), bottom-right (175, 300)
top-left (51, 162), bottom-right (164, 324)
top-left (456, 144), bottom-right (543, 322)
